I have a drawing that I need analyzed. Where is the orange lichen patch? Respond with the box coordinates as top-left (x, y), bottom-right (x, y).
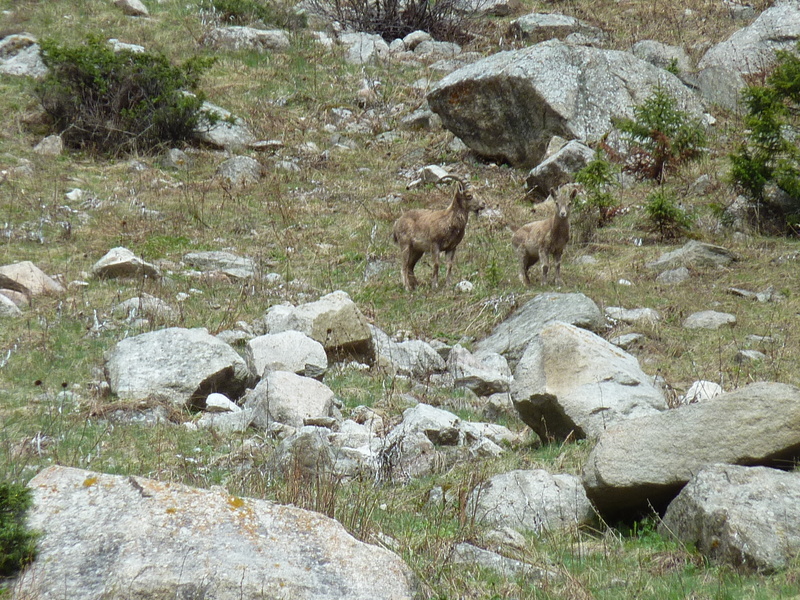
top-left (165, 507), bottom-right (178, 514)
top-left (82, 476), bottom-right (98, 487)
top-left (227, 495), bottom-right (245, 509)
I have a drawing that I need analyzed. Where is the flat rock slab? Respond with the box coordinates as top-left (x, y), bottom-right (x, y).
top-left (583, 382), bottom-right (800, 518)
top-left (15, 466), bottom-right (417, 600)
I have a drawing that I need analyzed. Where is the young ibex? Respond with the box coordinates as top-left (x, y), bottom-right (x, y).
top-left (512, 184), bottom-right (578, 286)
top-left (392, 176), bottom-right (485, 291)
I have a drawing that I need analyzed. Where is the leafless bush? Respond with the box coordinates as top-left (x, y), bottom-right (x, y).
top-left (307, 0), bottom-right (476, 43)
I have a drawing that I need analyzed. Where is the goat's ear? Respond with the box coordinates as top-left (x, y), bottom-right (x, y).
top-left (569, 187), bottom-right (579, 199)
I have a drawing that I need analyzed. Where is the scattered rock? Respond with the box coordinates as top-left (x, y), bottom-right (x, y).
top-left (114, 0), bottom-right (149, 16)
top-left (646, 240), bottom-right (737, 270)
top-left (468, 469), bottom-right (596, 534)
top-left (428, 40), bottom-right (705, 168)
top-left (92, 247), bottom-right (161, 280)
top-left (33, 135), bottom-right (63, 156)
top-left (447, 344), bottom-right (512, 395)
top-left (215, 155), bottom-right (263, 186)
top-left (451, 543), bottom-right (559, 584)
top-left (202, 26), bottom-right (290, 52)
top-left (605, 306), bottom-right (661, 326)
top-left (245, 331), bottom-right (328, 379)
top-left (267, 291), bottom-right (375, 363)
top-left (507, 13), bottom-right (604, 44)
top-left (246, 370), bottom-right (336, 428)
top-left (0, 261), bottom-right (64, 300)
top-left (631, 40), bottom-right (691, 73)
top-left (655, 266), bottom-right (690, 284)
top-left (680, 380), bottom-right (723, 404)
top-left (683, 310), bottom-right (736, 330)
top-left (525, 140), bottom-right (595, 198)
top-left (194, 100), bottom-right (257, 150)
top-left (0, 33), bottom-right (47, 78)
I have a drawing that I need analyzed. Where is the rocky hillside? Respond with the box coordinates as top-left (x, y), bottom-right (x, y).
top-left (2, 0), bottom-right (800, 598)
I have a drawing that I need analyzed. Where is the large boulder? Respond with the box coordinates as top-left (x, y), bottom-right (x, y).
top-left (104, 327), bottom-right (252, 408)
top-left (511, 321), bottom-right (667, 443)
top-left (697, 2), bottom-right (800, 109)
top-left (475, 292), bottom-right (604, 365)
top-left (15, 466), bottom-right (418, 600)
top-left (268, 291), bottom-right (375, 363)
top-left (583, 382), bottom-right (800, 518)
top-left (468, 469), bottom-right (596, 534)
top-left (659, 464), bottom-right (800, 573)
top-left (427, 39), bottom-right (706, 168)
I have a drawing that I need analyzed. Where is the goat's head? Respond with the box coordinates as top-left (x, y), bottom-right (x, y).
top-left (446, 176), bottom-right (486, 214)
top-left (550, 185), bottom-right (579, 219)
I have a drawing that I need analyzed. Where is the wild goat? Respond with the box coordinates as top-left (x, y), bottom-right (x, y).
top-left (512, 185), bottom-right (578, 286)
top-left (392, 176), bottom-right (485, 291)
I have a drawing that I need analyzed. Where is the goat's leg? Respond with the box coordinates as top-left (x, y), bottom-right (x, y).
top-left (430, 245), bottom-right (441, 288)
top-left (540, 253), bottom-right (551, 285)
top-left (444, 250), bottom-right (456, 287)
top-left (519, 252), bottom-right (536, 286)
top-left (402, 247), bottom-right (423, 291)
top-left (552, 250), bottom-right (564, 286)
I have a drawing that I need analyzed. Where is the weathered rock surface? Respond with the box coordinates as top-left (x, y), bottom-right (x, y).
top-left (645, 240), bottom-right (737, 270)
top-left (631, 40), bottom-right (692, 73)
top-left (246, 370), bottom-right (336, 428)
top-left (427, 40), bottom-right (705, 167)
top-left (507, 13), bottom-right (604, 44)
top-left (451, 543), bottom-right (559, 583)
top-left (683, 310), bottom-right (736, 330)
top-left (245, 331), bottom-right (328, 379)
top-left (215, 155), bottom-right (263, 186)
top-left (476, 292), bottom-right (604, 365)
top-left (660, 464), bottom-right (800, 573)
top-left (512, 321), bottom-right (667, 443)
top-left (525, 140), bottom-right (595, 198)
top-left (267, 290), bottom-right (375, 362)
top-left (371, 325), bottom-right (446, 378)
top-left (0, 260), bottom-right (64, 299)
top-left (104, 327), bottom-right (251, 407)
top-left (468, 469), bottom-right (596, 534)
top-left (184, 250), bottom-right (256, 279)
top-left (15, 466), bottom-right (418, 600)
top-left (0, 33), bottom-right (47, 78)
top-left (111, 293), bottom-right (178, 322)
top-left (583, 382), bottom-right (800, 518)
top-left (194, 100), bottom-right (257, 149)
top-left (447, 344), bottom-right (512, 395)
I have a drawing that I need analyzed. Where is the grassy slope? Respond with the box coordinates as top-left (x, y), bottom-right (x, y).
top-left (1, 0), bottom-right (799, 598)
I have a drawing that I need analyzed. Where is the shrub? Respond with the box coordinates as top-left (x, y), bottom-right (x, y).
top-left (0, 481), bottom-right (38, 577)
top-left (729, 42), bottom-right (800, 231)
top-left (644, 188), bottom-right (694, 241)
top-left (572, 149), bottom-right (621, 243)
top-left (306, 0), bottom-right (473, 43)
top-left (36, 36), bottom-right (215, 157)
top-left (615, 87), bottom-right (707, 183)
